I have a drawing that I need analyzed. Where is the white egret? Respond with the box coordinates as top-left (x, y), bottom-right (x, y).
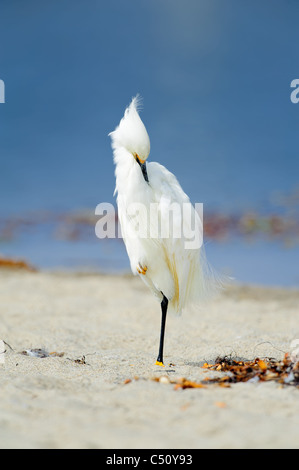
top-left (109, 96), bottom-right (218, 366)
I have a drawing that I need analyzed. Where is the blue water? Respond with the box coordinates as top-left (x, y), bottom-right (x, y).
top-left (0, 2), bottom-right (298, 286)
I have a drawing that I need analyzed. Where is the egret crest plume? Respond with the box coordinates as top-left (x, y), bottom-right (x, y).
top-left (109, 95), bottom-right (150, 164)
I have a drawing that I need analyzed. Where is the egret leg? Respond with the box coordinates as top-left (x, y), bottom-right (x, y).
top-left (155, 295), bottom-right (168, 367)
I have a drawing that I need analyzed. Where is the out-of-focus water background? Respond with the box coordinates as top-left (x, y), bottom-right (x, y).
top-left (0, 1), bottom-right (298, 286)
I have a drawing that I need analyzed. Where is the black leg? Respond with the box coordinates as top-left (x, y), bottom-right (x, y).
top-left (156, 294), bottom-right (168, 366)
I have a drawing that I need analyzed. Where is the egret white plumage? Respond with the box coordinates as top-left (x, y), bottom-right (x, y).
top-left (109, 96), bottom-right (218, 366)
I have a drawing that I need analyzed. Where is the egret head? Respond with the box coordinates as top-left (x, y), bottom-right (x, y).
top-left (109, 95), bottom-right (150, 164)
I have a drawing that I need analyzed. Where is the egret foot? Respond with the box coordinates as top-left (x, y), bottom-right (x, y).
top-left (155, 360), bottom-right (165, 367)
top-left (137, 263), bottom-right (147, 275)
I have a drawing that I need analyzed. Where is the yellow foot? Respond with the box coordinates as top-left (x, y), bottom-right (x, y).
top-left (137, 263), bottom-right (147, 275)
top-left (155, 360), bottom-right (165, 367)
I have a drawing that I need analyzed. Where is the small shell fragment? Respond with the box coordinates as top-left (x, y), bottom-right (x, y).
top-left (159, 376), bottom-right (170, 384)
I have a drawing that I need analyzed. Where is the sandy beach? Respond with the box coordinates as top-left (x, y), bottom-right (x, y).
top-left (0, 268), bottom-right (298, 449)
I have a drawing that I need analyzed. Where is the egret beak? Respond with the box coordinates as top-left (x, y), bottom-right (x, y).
top-left (135, 154), bottom-right (149, 183)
